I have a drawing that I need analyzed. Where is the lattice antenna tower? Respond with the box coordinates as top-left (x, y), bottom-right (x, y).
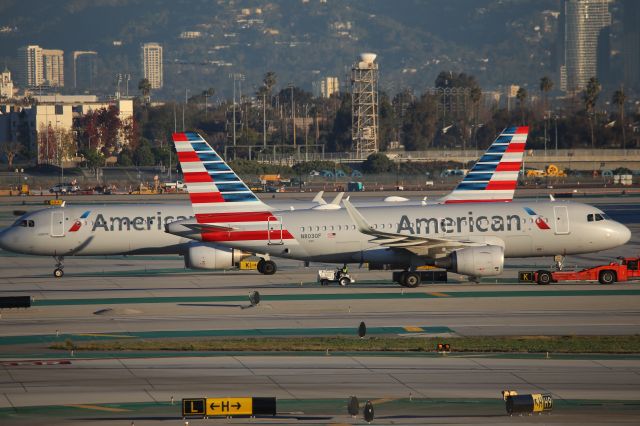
top-left (351, 52), bottom-right (379, 157)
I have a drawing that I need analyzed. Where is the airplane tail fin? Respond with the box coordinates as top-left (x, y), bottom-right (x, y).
top-left (441, 126), bottom-right (528, 204)
top-left (171, 132), bottom-right (269, 217)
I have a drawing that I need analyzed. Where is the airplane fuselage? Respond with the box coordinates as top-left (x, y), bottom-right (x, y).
top-left (186, 201), bottom-right (631, 265)
top-left (0, 204), bottom-right (196, 256)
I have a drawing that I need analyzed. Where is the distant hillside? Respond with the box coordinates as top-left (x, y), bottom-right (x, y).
top-left (0, 0), bottom-right (560, 98)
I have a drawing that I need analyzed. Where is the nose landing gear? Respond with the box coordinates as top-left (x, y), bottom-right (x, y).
top-left (53, 256), bottom-right (64, 278)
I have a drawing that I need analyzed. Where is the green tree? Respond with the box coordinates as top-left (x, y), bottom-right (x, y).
top-left (583, 77), bottom-right (601, 148)
top-left (117, 147), bottom-right (134, 166)
top-left (516, 87), bottom-right (528, 125)
top-left (402, 92), bottom-right (438, 150)
top-left (612, 87), bottom-right (627, 149)
top-left (138, 78), bottom-right (152, 103)
top-left (263, 71), bottom-right (277, 95)
top-left (539, 76), bottom-right (553, 112)
top-left (362, 153), bottom-right (393, 174)
top-left (133, 140), bottom-right (155, 166)
top-left (79, 147), bottom-right (104, 172)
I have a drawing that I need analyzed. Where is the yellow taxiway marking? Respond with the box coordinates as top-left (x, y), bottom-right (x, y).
top-left (428, 292), bottom-right (450, 297)
top-left (67, 404), bottom-right (130, 412)
top-left (403, 326), bottom-right (424, 332)
top-left (370, 398), bottom-right (397, 405)
top-left (73, 333), bottom-right (135, 338)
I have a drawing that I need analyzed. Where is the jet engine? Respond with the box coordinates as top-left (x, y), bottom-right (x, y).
top-left (435, 245), bottom-right (504, 277)
top-left (184, 243), bottom-right (251, 270)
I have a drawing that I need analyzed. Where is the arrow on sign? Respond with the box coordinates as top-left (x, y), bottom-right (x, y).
top-left (210, 403), bottom-right (219, 410)
top-left (233, 402), bottom-right (241, 409)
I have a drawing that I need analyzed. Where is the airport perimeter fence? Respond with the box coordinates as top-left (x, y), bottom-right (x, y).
top-left (0, 167), bottom-right (636, 196)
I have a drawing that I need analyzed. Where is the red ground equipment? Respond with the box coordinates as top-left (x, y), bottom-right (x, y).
top-left (519, 256), bottom-right (640, 285)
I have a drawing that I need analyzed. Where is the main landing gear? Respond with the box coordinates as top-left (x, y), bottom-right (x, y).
top-left (257, 258), bottom-right (277, 275)
top-left (53, 256), bottom-right (64, 278)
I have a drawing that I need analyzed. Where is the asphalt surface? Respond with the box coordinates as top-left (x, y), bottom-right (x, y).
top-left (0, 193), bottom-right (639, 424)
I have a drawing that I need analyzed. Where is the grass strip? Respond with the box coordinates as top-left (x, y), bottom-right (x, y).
top-left (50, 335), bottom-right (640, 354)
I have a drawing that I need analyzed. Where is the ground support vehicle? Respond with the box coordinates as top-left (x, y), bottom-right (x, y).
top-left (317, 269), bottom-right (355, 286)
top-left (392, 270), bottom-right (448, 287)
top-left (520, 256), bottom-right (640, 285)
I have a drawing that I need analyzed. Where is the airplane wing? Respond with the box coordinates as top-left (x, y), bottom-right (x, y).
top-left (183, 223), bottom-right (238, 232)
top-left (342, 200), bottom-right (482, 257)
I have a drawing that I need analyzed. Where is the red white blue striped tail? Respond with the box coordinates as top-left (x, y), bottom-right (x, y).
top-left (172, 132), bottom-right (294, 244)
top-left (172, 132), bottom-right (269, 215)
top-left (442, 126), bottom-right (528, 204)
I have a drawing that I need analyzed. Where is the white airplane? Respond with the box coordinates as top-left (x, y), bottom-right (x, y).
top-left (0, 127), bottom-right (528, 278)
top-left (166, 131), bottom-right (632, 287)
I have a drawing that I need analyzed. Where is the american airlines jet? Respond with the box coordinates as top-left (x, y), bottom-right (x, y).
top-left (0, 127), bottom-right (528, 278)
top-left (167, 131), bottom-right (632, 287)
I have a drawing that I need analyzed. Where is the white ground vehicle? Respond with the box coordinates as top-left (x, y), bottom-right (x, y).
top-left (317, 269), bottom-right (355, 286)
top-left (162, 180), bottom-right (187, 191)
top-left (49, 183), bottom-right (79, 194)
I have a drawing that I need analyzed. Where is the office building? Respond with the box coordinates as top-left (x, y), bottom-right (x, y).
top-left (0, 68), bottom-right (14, 98)
top-left (73, 51), bottom-right (98, 90)
top-left (320, 77), bottom-right (339, 98)
top-left (563, 0), bottom-right (611, 92)
top-left (42, 49), bottom-right (64, 87)
top-left (17, 45), bottom-right (44, 87)
top-left (622, 0), bottom-right (640, 93)
top-left (141, 42), bottom-right (163, 89)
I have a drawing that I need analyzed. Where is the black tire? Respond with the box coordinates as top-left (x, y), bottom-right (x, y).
top-left (261, 260), bottom-right (277, 275)
top-left (53, 268), bottom-right (64, 278)
top-left (339, 277), bottom-right (350, 286)
top-left (256, 259), bottom-right (265, 274)
top-left (598, 270), bottom-right (616, 285)
top-left (397, 272), bottom-right (407, 287)
top-left (403, 272), bottom-right (421, 288)
top-left (537, 270), bottom-right (552, 285)
top-left (320, 279), bottom-right (329, 286)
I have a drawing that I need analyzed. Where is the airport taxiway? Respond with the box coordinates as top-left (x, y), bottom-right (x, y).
top-left (0, 194), bottom-right (639, 424)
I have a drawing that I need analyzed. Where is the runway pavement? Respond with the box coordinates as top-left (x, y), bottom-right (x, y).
top-left (0, 194), bottom-right (639, 424)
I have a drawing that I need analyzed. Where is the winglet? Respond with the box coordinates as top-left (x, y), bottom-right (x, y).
top-left (343, 199), bottom-right (374, 234)
top-left (312, 191), bottom-right (326, 205)
top-left (329, 192), bottom-right (344, 206)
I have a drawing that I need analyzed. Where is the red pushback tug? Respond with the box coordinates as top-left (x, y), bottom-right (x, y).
top-left (520, 256), bottom-right (640, 285)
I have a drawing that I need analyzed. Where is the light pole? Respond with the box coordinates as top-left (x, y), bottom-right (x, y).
top-left (289, 83), bottom-right (296, 148)
top-left (229, 73), bottom-right (245, 147)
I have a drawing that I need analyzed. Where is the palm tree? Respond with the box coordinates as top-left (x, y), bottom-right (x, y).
top-left (583, 77), bottom-right (601, 149)
top-left (612, 87), bottom-right (627, 150)
top-left (539, 76), bottom-right (553, 115)
top-left (516, 87), bottom-right (528, 125)
top-left (263, 71), bottom-right (277, 96)
top-left (138, 78), bottom-right (152, 104)
top-left (539, 77), bottom-right (553, 154)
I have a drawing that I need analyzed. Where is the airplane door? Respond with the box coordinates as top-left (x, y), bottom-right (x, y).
top-left (51, 211), bottom-right (65, 237)
top-left (553, 206), bottom-right (570, 235)
top-left (267, 215), bottom-right (283, 245)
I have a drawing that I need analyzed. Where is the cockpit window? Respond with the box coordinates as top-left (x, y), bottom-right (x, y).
top-left (28, 220), bottom-right (34, 227)
top-left (588, 213), bottom-right (607, 222)
top-left (13, 219), bottom-right (34, 227)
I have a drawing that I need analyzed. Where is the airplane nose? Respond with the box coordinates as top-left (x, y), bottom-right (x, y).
top-left (0, 228), bottom-right (10, 251)
top-left (618, 223), bottom-right (632, 245)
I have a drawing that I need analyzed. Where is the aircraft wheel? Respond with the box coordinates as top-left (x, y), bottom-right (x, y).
top-left (261, 260), bottom-right (277, 275)
top-left (53, 268), bottom-right (64, 278)
top-left (257, 259), bottom-right (265, 274)
top-left (598, 270), bottom-right (616, 285)
top-left (536, 270), bottom-right (552, 285)
top-left (403, 272), bottom-right (421, 288)
top-left (339, 277), bottom-right (351, 286)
